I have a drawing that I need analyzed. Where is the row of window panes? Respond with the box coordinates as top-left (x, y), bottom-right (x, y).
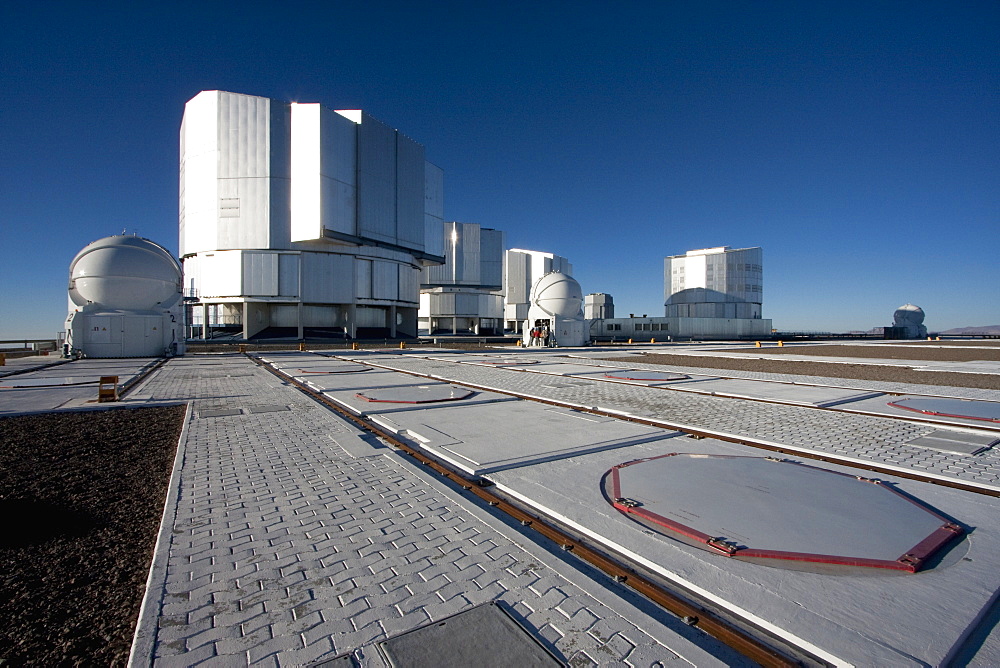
top-left (605, 323), bottom-right (667, 331)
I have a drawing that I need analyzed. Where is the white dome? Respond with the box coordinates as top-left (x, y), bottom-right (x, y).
top-left (893, 304), bottom-right (925, 326)
top-left (531, 271), bottom-right (583, 318)
top-left (69, 235), bottom-right (181, 310)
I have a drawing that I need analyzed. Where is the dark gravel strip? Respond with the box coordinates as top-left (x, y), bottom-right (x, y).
top-left (605, 353), bottom-right (1000, 390)
top-left (0, 404), bottom-right (186, 667)
top-left (739, 344), bottom-right (1000, 362)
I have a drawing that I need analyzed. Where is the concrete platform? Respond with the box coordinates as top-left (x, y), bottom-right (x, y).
top-left (120, 354), bottom-right (732, 667)
top-left (367, 399), bottom-right (674, 475)
top-left (658, 377), bottom-right (885, 406)
top-left (487, 436), bottom-right (1000, 667)
top-left (838, 394), bottom-right (1000, 431)
top-left (0, 358), bottom-right (159, 414)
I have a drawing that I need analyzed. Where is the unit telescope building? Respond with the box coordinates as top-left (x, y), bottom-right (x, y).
top-left (419, 222), bottom-right (505, 335)
top-left (180, 90), bottom-right (445, 341)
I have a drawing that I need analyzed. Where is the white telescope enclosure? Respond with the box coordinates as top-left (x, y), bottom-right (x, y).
top-left (419, 222), bottom-right (505, 335)
top-left (504, 249), bottom-right (572, 333)
top-left (65, 235), bottom-right (185, 357)
top-left (180, 91), bottom-right (445, 340)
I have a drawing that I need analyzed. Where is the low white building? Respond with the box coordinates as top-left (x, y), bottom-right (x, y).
top-left (590, 316), bottom-right (772, 341)
top-left (180, 90), bottom-right (444, 340)
top-left (419, 222), bottom-right (505, 335)
top-left (504, 249), bottom-right (572, 332)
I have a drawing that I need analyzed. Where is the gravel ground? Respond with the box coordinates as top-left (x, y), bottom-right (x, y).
top-left (618, 352), bottom-right (1000, 390)
top-left (0, 405), bottom-right (185, 667)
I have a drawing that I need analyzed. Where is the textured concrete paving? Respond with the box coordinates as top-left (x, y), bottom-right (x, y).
top-left (342, 350), bottom-right (1000, 491)
top-left (128, 355), bottom-right (740, 667)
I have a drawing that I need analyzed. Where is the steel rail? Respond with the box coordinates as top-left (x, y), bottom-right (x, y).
top-left (249, 354), bottom-right (807, 668)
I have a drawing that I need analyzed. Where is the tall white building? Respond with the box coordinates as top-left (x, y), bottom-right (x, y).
top-left (180, 90), bottom-right (444, 340)
top-left (503, 249), bottom-right (572, 332)
top-left (419, 222), bottom-right (505, 335)
top-left (664, 246), bottom-right (763, 319)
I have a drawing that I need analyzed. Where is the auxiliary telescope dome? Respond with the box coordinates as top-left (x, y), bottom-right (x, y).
top-left (531, 271), bottom-right (584, 318)
top-left (69, 235), bottom-right (182, 310)
top-left (894, 304), bottom-right (925, 326)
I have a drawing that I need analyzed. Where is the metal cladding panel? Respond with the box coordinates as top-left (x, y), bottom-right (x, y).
top-left (278, 253), bottom-right (299, 297)
top-left (480, 229), bottom-right (505, 288)
top-left (356, 306), bottom-right (387, 328)
top-left (322, 109), bottom-right (358, 237)
top-left (181, 255), bottom-right (199, 297)
top-left (290, 103), bottom-right (322, 242)
top-left (479, 293), bottom-right (504, 319)
top-left (357, 113), bottom-right (396, 244)
top-left (505, 251), bottom-right (529, 304)
top-left (291, 104), bottom-right (358, 242)
top-left (179, 92), bottom-right (220, 256)
top-left (355, 258), bottom-right (372, 299)
top-left (243, 252), bottom-right (279, 296)
top-left (452, 292), bottom-right (478, 315)
top-left (301, 252), bottom-right (354, 304)
top-left (424, 162), bottom-right (445, 257)
top-left (430, 292), bottom-right (456, 313)
top-left (216, 176), bottom-right (270, 249)
top-left (395, 133), bottom-right (425, 250)
top-left (218, 92), bottom-right (271, 179)
top-left (398, 265), bottom-right (419, 304)
top-left (268, 100), bottom-right (291, 249)
top-left (199, 251), bottom-right (243, 297)
top-left (372, 260), bottom-right (399, 301)
top-left (422, 221), bottom-right (454, 284)
top-left (461, 223), bottom-right (481, 284)
top-left (214, 92), bottom-right (277, 250)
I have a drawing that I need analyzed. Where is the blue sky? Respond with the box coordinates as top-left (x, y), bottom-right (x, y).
top-left (1, 1), bottom-right (997, 338)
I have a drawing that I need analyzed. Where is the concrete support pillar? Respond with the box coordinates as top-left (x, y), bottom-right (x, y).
top-left (242, 302), bottom-right (250, 341)
top-left (297, 303), bottom-right (304, 340)
top-left (202, 303), bottom-right (209, 340)
top-left (452, 317), bottom-right (458, 335)
top-left (389, 305), bottom-right (397, 338)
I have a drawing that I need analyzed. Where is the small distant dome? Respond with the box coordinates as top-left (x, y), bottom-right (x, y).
top-left (69, 235), bottom-right (182, 310)
top-left (894, 304), bottom-right (925, 326)
top-left (531, 271), bottom-right (583, 318)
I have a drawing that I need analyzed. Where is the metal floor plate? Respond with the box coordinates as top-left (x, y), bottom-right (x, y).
top-left (370, 401), bottom-right (672, 475)
top-left (903, 429), bottom-right (998, 456)
top-left (603, 370), bottom-right (690, 382)
top-left (889, 397), bottom-right (1000, 423)
top-left (665, 378), bottom-right (883, 407)
top-left (605, 454), bottom-right (962, 571)
top-left (377, 602), bottom-right (562, 667)
top-left (198, 408), bottom-right (242, 418)
top-left (356, 385), bottom-right (474, 403)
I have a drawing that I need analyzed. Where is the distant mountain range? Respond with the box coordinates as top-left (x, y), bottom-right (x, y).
top-left (937, 325), bottom-right (1000, 335)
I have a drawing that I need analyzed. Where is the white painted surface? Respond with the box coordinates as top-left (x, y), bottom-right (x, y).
top-left (488, 437), bottom-right (1000, 667)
